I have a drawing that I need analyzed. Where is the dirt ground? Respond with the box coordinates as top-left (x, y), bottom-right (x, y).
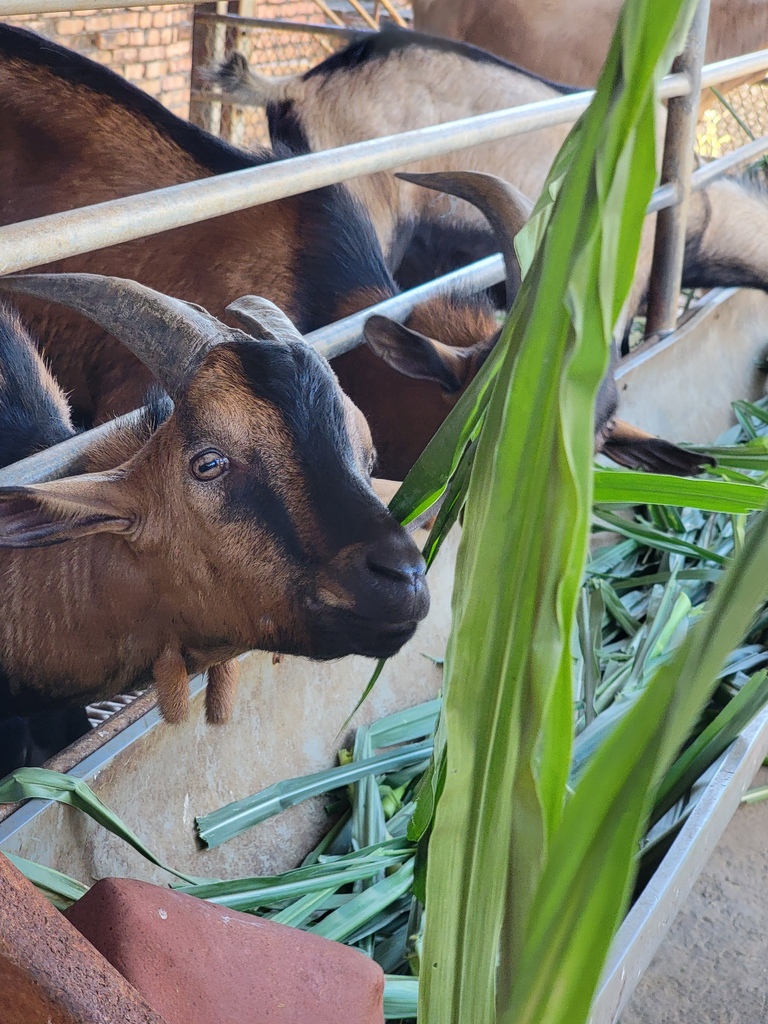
top-left (622, 769), bottom-right (768, 1024)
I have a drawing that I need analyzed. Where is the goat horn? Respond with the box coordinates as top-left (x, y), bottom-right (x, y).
top-left (0, 273), bottom-right (233, 397)
top-left (226, 296), bottom-right (306, 346)
top-left (395, 170), bottom-right (532, 310)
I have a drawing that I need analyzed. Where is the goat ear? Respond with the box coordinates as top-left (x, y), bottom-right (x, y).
top-left (363, 315), bottom-right (474, 393)
top-left (0, 473), bottom-right (135, 548)
top-left (601, 420), bottom-right (715, 476)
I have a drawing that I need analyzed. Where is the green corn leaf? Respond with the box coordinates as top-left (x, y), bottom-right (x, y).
top-left (195, 740), bottom-right (433, 849)
top-left (310, 858), bottom-right (415, 942)
top-left (269, 886), bottom-right (342, 928)
top-left (0, 768), bottom-right (196, 884)
top-left (384, 976), bottom-right (419, 1020)
top-left (418, 0), bottom-right (700, 1021)
top-left (176, 839), bottom-right (413, 911)
top-left (594, 470), bottom-right (768, 513)
top-left (593, 509), bottom-right (728, 564)
top-left (3, 852), bottom-right (88, 910)
top-left (506, 506), bottom-right (768, 1024)
top-left (652, 668), bottom-right (768, 824)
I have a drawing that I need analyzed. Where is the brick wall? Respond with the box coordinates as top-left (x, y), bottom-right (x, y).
top-left (5, 6), bottom-right (194, 117)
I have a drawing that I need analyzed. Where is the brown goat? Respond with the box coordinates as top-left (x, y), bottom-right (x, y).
top-left (412, 0), bottom-right (768, 92)
top-left (0, 25), bottom-right (709, 485)
top-left (0, 23), bottom-right (402, 424)
top-left (0, 274), bottom-right (429, 725)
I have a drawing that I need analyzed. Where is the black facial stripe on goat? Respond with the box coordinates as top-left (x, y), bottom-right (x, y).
top-left (225, 471), bottom-right (307, 563)
top-left (290, 188), bottom-right (396, 330)
top-left (0, 305), bottom-right (75, 469)
top-left (302, 27), bottom-right (579, 95)
top-left (142, 387), bottom-right (174, 433)
top-left (682, 250), bottom-right (768, 291)
top-left (268, 102), bottom-right (312, 155)
top-left (231, 340), bottom-right (374, 550)
top-left (0, 23), bottom-right (269, 175)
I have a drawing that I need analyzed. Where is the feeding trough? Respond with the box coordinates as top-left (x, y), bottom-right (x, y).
top-left (3, 2), bottom-right (768, 1020)
top-left (2, 284), bottom-right (768, 1023)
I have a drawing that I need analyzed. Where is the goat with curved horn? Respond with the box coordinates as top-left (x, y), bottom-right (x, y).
top-left (226, 296), bottom-right (307, 346)
top-left (0, 273), bottom-right (240, 398)
top-left (396, 170), bottom-right (532, 308)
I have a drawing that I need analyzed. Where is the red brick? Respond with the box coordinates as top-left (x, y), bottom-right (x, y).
top-left (82, 15), bottom-right (113, 32)
top-left (139, 45), bottom-right (166, 61)
top-left (144, 59), bottom-right (169, 79)
top-left (140, 79), bottom-right (164, 96)
top-left (65, 878), bottom-right (385, 1024)
top-left (138, 12), bottom-right (153, 29)
top-left (106, 11), bottom-right (141, 30)
top-left (124, 62), bottom-right (146, 79)
top-left (161, 74), bottom-right (188, 92)
top-left (55, 17), bottom-right (85, 35)
top-left (109, 46), bottom-right (140, 64)
top-left (165, 40), bottom-right (190, 58)
top-left (94, 28), bottom-right (130, 47)
top-left (0, 856), bottom-right (167, 1024)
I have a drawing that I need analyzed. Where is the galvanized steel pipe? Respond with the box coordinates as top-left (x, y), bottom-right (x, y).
top-left (308, 255), bottom-right (506, 359)
top-left (646, 0), bottom-right (712, 335)
top-left (194, 13), bottom-right (362, 38)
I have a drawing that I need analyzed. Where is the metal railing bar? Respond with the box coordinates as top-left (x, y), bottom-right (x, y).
top-left (646, 0), bottom-right (711, 334)
top-left (0, 85), bottom-right (678, 276)
top-left (194, 13), bottom-right (363, 38)
top-left (3, 116), bottom-right (767, 487)
top-left (0, 411), bottom-right (145, 486)
top-left (308, 254), bottom-right (505, 359)
top-left (6, 43), bottom-right (765, 275)
top-left (649, 133), bottom-right (768, 213)
top-left (699, 49), bottom-right (768, 88)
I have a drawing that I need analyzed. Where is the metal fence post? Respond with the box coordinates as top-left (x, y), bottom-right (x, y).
top-left (645, 0), bottom-right (711, 336)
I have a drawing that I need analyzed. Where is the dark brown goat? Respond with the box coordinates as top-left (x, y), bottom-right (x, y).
top-left (0, 23), bottom-right (400, 423)
top-left (1, 24), bottom-right (704, 483)
top-left (0, 274), bottom-right (429, 725)
top-left (213, 29), bottom-right (768, 468)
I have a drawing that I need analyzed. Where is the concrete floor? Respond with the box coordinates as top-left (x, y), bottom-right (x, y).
top-left (623, 769), bottom-right (768, 1024)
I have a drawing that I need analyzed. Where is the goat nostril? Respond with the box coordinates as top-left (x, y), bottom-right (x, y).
top-left (366, 547), bottom-right (426, 588)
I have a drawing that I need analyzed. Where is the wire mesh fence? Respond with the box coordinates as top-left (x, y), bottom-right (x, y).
top-left (698, 78), bottom-right (768, 159)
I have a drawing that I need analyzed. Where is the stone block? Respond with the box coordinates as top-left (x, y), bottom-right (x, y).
top-left (0, 855), bottom-right (167, 1024)
top-left (65, 877), bottom-right (385, 1024)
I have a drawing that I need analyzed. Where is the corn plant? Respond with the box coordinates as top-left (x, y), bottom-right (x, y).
top-left (405, 1), bottom-right (768, 1022)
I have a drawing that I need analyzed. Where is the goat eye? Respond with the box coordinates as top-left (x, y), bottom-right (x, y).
top-left (191, 449), bottom-right (230, 481)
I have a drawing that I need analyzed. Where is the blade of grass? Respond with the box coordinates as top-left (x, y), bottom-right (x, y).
top-left (0, 768), bottom-right (196, 884)
top-left (195, 740), bottom-right (433, 849)
top-left (3, 852), bottom-right (88, 910)
top-left (593, 470), bottom-right (768, 513)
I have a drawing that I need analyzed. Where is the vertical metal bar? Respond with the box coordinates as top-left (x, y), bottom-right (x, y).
top-left (645, 0), bottom-right (711, 335)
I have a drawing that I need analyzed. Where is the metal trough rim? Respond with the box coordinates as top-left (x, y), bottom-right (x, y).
top-left (590, 705), bottom-right (768, 1023)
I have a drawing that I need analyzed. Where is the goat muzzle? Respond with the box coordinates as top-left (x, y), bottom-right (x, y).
top-left (306, 529), bottom-right (429, 659)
